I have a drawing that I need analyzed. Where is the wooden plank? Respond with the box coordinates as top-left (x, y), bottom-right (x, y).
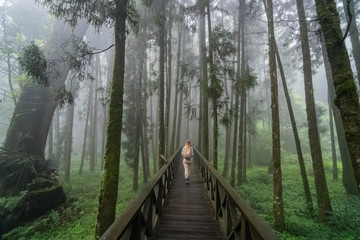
top-left (150, 160), bottom-right (224, 240)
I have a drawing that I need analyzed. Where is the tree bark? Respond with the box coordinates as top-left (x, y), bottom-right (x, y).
top-left (342, 0), bottom-right (360, 86)
top-left (165, 13), bottom-right (173, 157)
top-left (79, 84), bottom-right (92, 175)
top-left (237, 0), bottom-right (246, 184)
top-left (328, 99), bottom-right (338, 180)
top-left (315, 0), bottom-right (360, 192)
top-left (158, 0), bottom-right (166, 169)
top-left (296, 0), bottom-right (332, 221)
top-left (263, 0), bottom-right (285, 231)
top-left (64, 99), bottom-right (75, 181)
top-left (320, 33), bottom-right (359, 195)
top-left (95, 0), bottom-right (127, 237)
top-left (170, 19), bottom-right (183, 155)
top-left (274, 39), bottom-right (314, 216)
top-left (199, 0), bottom-right (209, 160)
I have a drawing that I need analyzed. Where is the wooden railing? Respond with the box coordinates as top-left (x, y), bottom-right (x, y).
top-left (194, 149), bottom-right (280, 240)
top-left (99, 149), bottom-right (181, 240)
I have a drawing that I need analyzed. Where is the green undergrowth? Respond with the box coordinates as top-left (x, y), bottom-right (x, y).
top-left (2, 156), bottom-right (151, 240)
top-left (233, 163), bottom-right (360, 240)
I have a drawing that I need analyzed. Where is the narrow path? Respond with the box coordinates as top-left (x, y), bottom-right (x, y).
top-left (151, 160), bottom-right (224, 240)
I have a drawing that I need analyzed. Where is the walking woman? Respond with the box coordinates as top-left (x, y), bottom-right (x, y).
top-left (181, 140), bottom-right (194, 184)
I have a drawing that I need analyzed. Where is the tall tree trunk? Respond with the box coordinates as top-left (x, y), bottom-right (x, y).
top-left (79, 84), bottom-right (92, 175)
top-left (238, 0), bottom-right (246, 185)
top-left (48, 121), bottom-right (54, 163)
top-left (90, 59), bottom-right (100, 171)
top-left (54, 108), bottom-right (61, 172)
top-left (274, 40), bottom-right (314, 215)
top-left (88, 78), bottom-right (95, 172)
top-left (207, 4), bottom-right (218, 169)
top-left (170, 19), bottom-right (183, 155)
top-left (199, 0), bottom-right (209, 159)
top-left (0, 20), bottom-right (88, 195)
top-left (231, 7), bottom-right (241, 187)
top-left (95, 0), bottom-right (128, 237)
top-left (328, 99), bottom-right (338, 180)
top-left (314, 0), bottom-right (360, 192)
top-left (165, 13), bottom-right (173, 157)
top-left (64, 99), bottom-right (75, 181)
top-left (158, 0), bottom-right (166, 169)
top-left (263, 0), bottom-right (285, 231)
top-left (1, 6), bottom-right (17, 106)
top-left (101, 47), bottom-right (114, 171)
top-left (342, 0), bottom-right (360, 85)
top-left (175, 31), bottom-right (186, 150)
top-left (320, 34), bottom-right (359, 195)
top-left (297, 0), bottom-right (332, 221)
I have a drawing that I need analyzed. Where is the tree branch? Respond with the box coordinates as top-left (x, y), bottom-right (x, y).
top-left (340, 0), bottom-right (352, 44)
top-left (48, 44), bottom-right (115, 63)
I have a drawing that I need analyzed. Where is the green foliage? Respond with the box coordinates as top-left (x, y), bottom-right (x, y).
top-left (2, 157), bottom-right (140, 240)
top-left (18, 42), bottom-right (48, 86)
top-left (53, 87), bottom-right (74, 107)
top-left (327, 196), bottom-right (360, 234)
top-left (210, 26), bottom-right (235, 62)
top-left (37, 0), bottom-right (139, 32)
top-left (236, 161), bottom-right (359, 240)
top-left (60, 34), bottom-right (95, 82)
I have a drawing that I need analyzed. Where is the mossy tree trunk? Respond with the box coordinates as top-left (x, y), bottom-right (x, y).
top-left (320, 33), bottom-right (359, 195)
top-left (314, 0), bottom-right (360, 192)
top-left (94, 0), bottom-right (128, 237)
top-left (0, 20), bottom-right (88, 233)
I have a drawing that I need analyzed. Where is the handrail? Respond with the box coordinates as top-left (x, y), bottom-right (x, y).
top-left (99, 148), bottom-right (182, 240)
top-left (194, 148), bottom-right (280, 240)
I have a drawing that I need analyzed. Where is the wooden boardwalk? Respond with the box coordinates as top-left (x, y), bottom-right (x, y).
top-left (151, 160), bottom-right (224, 240)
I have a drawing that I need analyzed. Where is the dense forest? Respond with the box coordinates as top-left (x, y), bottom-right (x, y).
top-left (0, 0), bottom-right (359, 239)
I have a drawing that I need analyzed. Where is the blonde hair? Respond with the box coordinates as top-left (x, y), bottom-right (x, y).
top-left (185, 140), bottom-right (191, 147)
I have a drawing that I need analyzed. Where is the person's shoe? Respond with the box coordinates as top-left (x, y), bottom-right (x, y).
top-left (185, 179), bottom-right (189, 184)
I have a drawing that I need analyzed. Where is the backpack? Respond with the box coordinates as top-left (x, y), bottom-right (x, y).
top-left (184, 147), bottom-right (193, 159)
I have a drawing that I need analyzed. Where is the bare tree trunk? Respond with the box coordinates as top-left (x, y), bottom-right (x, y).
top-left (165, 13), bottom-right (173, 157)
top-left (1, 6), bottom-right (17, 106)
top-left (328, 100), bottom-right (338, 180)
top-left (296, 0), bottom-right (332, 221)
top-left (176, 31), bottom-right (186, 150)
top-left (48, 121), bottom-right (54, 163)
top-left (64, 99), bottom-right (75, 181)
top-left (274, 39), bottom-right (314, 216)
top-left (79, 84), bottom-right (92, 175)
top-left (199, 0), bottom-right (209, 159)
top-left (157, 0), bottom-right (166, 169)
top-left (54, 108), bottom-right (61, 172)
top-left (264, 0), bottom-right (285, 231)
top-left (342, 0), bottom-right (360, 85)
top-left (171, 18), bottom-right (183, 155)
top-left (231, 5), bottom-right (241, 187)
top-left (89, 78), bottom-right (95, 172)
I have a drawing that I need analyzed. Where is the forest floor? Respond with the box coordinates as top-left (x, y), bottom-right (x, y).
top-left (1, 157), bottom-right (142, 240)
top-left (2, 155), bottom-right (360, 239)
top-left (232, 160), bottom-right (360, 240)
